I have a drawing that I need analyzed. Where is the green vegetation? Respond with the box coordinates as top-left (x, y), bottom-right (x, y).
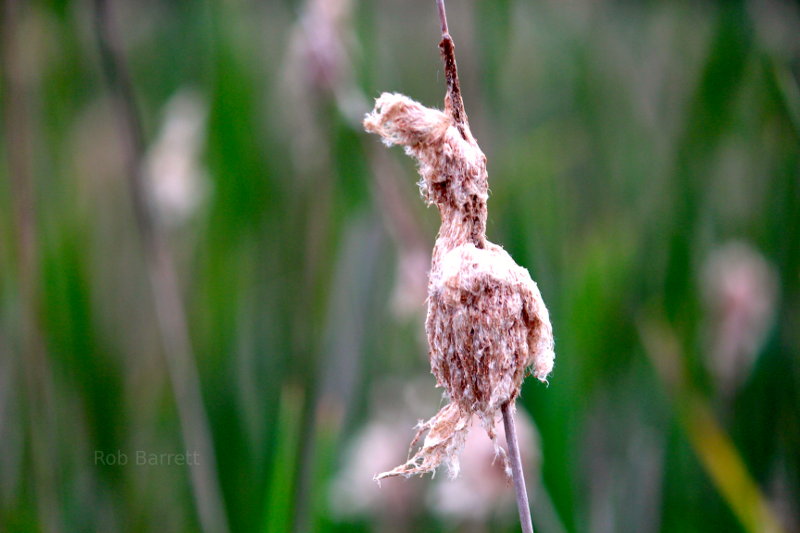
top-left (1, 0), bottom-right (798, 532)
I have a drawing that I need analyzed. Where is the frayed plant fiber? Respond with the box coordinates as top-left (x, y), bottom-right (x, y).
top-left (365, 35), bottom-right (554, 482)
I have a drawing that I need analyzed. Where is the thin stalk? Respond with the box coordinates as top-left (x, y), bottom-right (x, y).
top-left (434, 10), bottom-right (536, 528)
top-left (502, 402), bottom-right (535, 533)
top-left (436, 0), bottom-right (449, 36)
top-left (2, 1), bottom-right (61, 530)
top-left (92, 2), bottom-right (229, 532)
top-left (435, 0), bottom-right (468, 136)
top-left (435, 8), bottom-right (534, 530)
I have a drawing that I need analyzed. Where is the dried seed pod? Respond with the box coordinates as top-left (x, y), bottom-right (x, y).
top-left (364, 25), bottom-right (554, 481)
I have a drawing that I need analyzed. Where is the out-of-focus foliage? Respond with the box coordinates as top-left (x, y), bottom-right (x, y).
top-left (1, 0), bottom-right (798, 532)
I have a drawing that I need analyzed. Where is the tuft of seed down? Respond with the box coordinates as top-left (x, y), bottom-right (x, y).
top-left (364, 52), bottom-right (554, 481)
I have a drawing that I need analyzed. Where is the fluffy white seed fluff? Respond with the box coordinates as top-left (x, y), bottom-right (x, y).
top-left (365, 92), bottom-right (554, 479)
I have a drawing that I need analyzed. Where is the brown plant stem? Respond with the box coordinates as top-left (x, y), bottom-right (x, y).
top-left (2, 1), bottom-right (61, 530)
top-left (365, 1), bottom-right (554, 516)
top-left (92, 2), bottom-right (229, 532)
top-left (436, 0), bottom-right (467, 136)
top-left (502, 402), bottom-right (535, 533)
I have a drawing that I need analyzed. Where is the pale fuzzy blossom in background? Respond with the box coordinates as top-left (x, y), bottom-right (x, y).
top-left (429, 410), bottom-right (539, 524)
top-left (294, 0), bottom-right (353, 94)
top-left (280, 0), bottom-right (367, 178)
top-left (145, 89), bottom-right (209, 226)
top-left (390, 246), bottom-right (431, 319)
top-left (702, 241), bottom-right (778, 396)
top-left (329, 379), bottom-right (433, 528)
top-left (330, 378), bottom-right (540, 528)
top-left (284, 0), bottom-right (431, 325)
top-left (329, 417), bottom-right (424, 521)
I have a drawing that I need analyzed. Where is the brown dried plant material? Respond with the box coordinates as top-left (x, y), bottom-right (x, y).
top-left (364, 26), bottom-right (554, 480)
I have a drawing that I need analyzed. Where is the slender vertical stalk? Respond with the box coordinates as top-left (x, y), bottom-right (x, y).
top-left (436, 0), bottom-right (468, 136)
top-left (91, 2), bottom-right (229, 532)
top-left (2, 1), bottom-right (61, 530)
top-left (435, 10), bottom-right (536, 530)
top-left (503, 402), bottom-right (535, 533)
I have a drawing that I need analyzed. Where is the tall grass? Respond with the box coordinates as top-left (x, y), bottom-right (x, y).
top-left (0, 0), bottom-right (798, 532)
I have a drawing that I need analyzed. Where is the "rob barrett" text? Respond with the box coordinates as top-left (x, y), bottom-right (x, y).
top-left (94, 450), bottom-right (200, 466)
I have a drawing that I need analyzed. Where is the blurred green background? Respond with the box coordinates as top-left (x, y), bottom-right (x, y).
top-left (1, 0), bottom-right (799, 531)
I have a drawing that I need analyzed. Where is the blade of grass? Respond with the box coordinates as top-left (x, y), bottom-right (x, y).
top-left (263, 386), bottom-right (304, 533)
top-left (640, 319), bottom-right (786, 533)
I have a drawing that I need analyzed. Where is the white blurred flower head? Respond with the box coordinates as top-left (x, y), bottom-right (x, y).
top-left (390, 248), bottom-right (430, 319)
top-left (702, 241), bottom-right (778, 395)
top-left (145, 89), bottom-right (209, 226)
top-left (329, 419), bottom-right (423, 520)
top-left (428, 410), bottom-right (539, 523)
top-left (330, 378), bottom-right (540, 527)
